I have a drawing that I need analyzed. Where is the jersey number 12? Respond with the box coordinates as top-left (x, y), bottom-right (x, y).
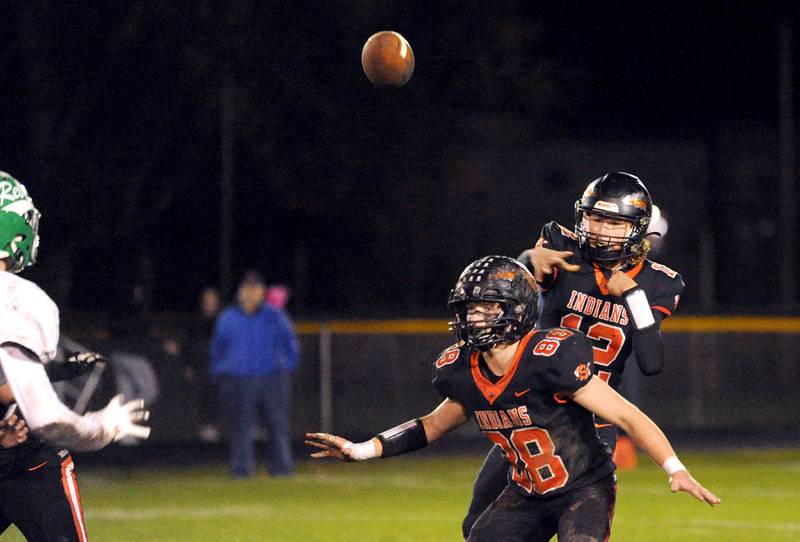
top-left (560, 313), bottom-right (626, 384)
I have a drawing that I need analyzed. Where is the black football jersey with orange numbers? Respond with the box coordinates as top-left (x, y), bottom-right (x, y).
top-left (432, 328), bottom-right (616, 498)
top-left (522, 221), bottom-right (685, 391)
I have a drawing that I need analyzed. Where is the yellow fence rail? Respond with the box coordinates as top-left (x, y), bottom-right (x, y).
top-left (295, 316), bottom-right (800, 335)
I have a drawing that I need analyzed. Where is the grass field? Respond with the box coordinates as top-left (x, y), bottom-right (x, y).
top-left (4, 449), bottom-right (799, 541)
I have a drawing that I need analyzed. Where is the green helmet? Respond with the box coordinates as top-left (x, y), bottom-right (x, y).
top-left (0, 171), bottom-right (40, 273)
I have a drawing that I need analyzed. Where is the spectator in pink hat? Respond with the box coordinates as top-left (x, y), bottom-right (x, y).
top-left (265, 284), bottom-right (290, 311)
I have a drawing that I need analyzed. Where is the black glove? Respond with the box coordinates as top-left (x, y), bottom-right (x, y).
top-left (45, 352), bottom-right (108, 382)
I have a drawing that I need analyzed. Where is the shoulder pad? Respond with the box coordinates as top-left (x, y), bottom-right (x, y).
top-left (531, 328), bottom-right (589, 358)
top-left (642, 261), bottom-right (685, 316)
top-left (644, 260), bottom-right (685, 295)
top-left (531, 329), bottom-right (595, 392)
top-left (0, 273), bottom-right (59, 362)
top-left (434, 343), bottom-right (463, 369)
top-left (432, 343), bottom-right (468, 401)
top-left (648, 260), bottom-right (681, 280)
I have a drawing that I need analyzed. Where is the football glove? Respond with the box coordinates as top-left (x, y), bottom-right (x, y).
top-left (86, 394), bottom-right (151, 445)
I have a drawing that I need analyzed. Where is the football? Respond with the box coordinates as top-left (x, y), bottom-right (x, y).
top-left (361, 31), bottom-right (415, 87)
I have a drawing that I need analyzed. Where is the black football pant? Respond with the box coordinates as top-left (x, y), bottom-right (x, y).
top-left (463, 426), bottom-right (617, 539)
top-left (467, 474), bottom-right (616, 542)
top-left (0, 448), bottom-right (87, 541)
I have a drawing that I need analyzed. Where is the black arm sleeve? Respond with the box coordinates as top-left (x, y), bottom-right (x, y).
top-left (516, 249), bottom-right (534, 273)
top-left (377, 418), bottom-right (428, 458)
top-left (44, 363), bottom-right (79, 382)
top-left (632, 312), bottom-right (666, 375)
top-left (44, 352), bottom-right (104, 382)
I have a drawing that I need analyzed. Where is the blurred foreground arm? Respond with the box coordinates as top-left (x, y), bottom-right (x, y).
top-left (518, 243), bottom-right (581, 284)
top-left (0, 345), bottom-right (150, 451)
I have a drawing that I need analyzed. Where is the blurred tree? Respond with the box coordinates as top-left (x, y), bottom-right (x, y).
top-left (15, 1), bottom-right (207, 311)
top-left (8, 0), bottom-right (566, 314)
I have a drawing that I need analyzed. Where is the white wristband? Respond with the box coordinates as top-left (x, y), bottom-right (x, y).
top-left (662, 455), bottom-right (686, 475)
top-left (624, 288), bottom-right (656, 330)
top-left (343, 439), bottom-right (378, 461)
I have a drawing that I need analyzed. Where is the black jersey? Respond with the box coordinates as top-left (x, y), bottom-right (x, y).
top-left (433, 329), bottom-right (615, 498)
top-left (524, 222), bottom-right (684, 390)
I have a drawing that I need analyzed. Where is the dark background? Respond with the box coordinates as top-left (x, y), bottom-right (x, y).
top-left (2, 1), bottom-right (798, 318)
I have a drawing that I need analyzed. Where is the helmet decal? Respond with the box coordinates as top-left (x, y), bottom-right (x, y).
top-left (3, 199), bottom-right (36, 215)
top-left (622, 194), bottom-right (649, 210)
top-left (0, 178), bottom-right (31, 205)
top-left (592, 201), bottom-right (619, 213)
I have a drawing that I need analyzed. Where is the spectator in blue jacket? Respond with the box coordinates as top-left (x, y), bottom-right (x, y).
top-left (211, 271), bottom-right (299, 478)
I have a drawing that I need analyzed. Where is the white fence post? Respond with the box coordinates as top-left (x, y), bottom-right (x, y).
top-left (319, 323), bottom-right (333, 433)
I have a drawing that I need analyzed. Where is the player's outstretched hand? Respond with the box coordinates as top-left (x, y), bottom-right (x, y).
top-left (531, 246), bottom-right (581, 275)
top-left (305, 432), bottom-right (356, 461)
top-left (91, 395), bottom-right (151, 445)
top-left (669, 470), bottom-right (721, 506)
top-left (1, 414), bottom-right (28, 448)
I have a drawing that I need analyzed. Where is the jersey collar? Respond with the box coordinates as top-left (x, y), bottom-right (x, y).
top-left (470, 330), bottom-right (536, 406)
top-left (592, 261), bottom-right (643, 296)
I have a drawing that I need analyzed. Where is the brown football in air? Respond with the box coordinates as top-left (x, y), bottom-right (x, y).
top-left (361, 31), bottom-right (415, 87)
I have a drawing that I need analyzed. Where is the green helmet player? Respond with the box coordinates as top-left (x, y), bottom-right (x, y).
top-left (0, 171), bottom-right (40, 273)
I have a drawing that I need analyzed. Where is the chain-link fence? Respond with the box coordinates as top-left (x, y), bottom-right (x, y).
top-left (63, 316), bottom-right (800, 444)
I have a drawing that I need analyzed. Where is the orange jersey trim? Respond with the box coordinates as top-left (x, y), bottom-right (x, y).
top-left (626, 261), bottom-right (644, 279)
top-left (651, 305), bottom-right (672, 316)
top-left (27, 461), bottom-right (48, 472)
top-left (546, 266), bottom-right (559, 289)
top-left (60, 457), bottom-right (88, 542)
top-left (593, 265), bottom-right (609, 295)
top-left (470, 331), bottom-right (536, 405)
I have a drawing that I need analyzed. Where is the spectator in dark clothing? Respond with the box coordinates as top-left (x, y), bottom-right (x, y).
top-left (185, 287), bottom-right (223, 442)
top-left (211, 272), bottom-right (299, 478)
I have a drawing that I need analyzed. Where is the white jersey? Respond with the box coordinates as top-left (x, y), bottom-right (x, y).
top-left (0, 271), bottom-right (147, 450)
top-left (0, 271), bottom-right (59, 363)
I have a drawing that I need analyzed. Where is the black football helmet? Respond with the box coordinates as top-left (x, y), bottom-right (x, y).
top-left (574, 172), bottom-right (652, 266)
top-left (447, 256), bottom-right (538, 351)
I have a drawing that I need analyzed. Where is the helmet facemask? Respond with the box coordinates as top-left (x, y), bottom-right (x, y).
top-left (574, 207), bottom-right (649, 267)
top-left (573, 172), bottom-right (653, 268)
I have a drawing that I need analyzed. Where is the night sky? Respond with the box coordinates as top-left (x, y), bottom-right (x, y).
top-left (1, 2), bottom-right (797, 316)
